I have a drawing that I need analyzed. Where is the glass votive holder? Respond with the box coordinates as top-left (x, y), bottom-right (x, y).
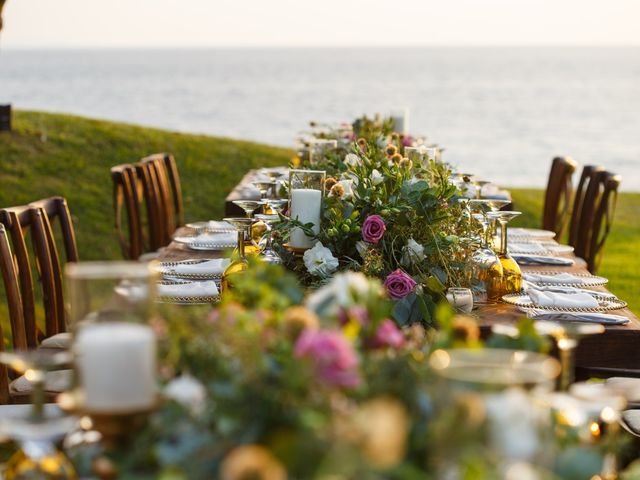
top-left (287, 169), bottom-right (326, 250)
top-left (309, 139), bottom-right (337, 165)
top-left (446, 287), bottom-right (474, 313)
top-left (405, 145), bottom-right (438, 168)
top-left (65, 261), bottom-right (158, 331)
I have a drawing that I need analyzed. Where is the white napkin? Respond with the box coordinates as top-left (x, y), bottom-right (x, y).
top-left (205, 221), bottom-right (234, 231)
top-left (528, 289), bottom-right (599, 309)
top-left (163, 259), bottom-right (230, 275)
top-left (523, 272), bottom-right (585, 284)
top-left (525, 283), bottom-right (616, 300)
top-left (509, 242), bottom-right (547, 254)
top-left (192, 232), bottom-right (237, 247)
top-left (158, 281), bottom-right (219, 298)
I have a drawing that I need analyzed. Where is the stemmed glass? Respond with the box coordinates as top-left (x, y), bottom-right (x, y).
top-left (254, 213), bottom-right (282, 265)
top-left (263, 198), bottom-right (288, 216)
top-left (489, 210), bottom-right (523, 296)
top-left (232, 200), bottom-right (262, 219)
top-left (0, 349), bottom-right (77, 478)
top-left (252, 180), bottom-right (276, 201)
top-left (223, 217), bottom-right (260, 257)
top-left (467, 200), bottom-right (506, 304)
top-left (220, 219), bottom-right (251, 292)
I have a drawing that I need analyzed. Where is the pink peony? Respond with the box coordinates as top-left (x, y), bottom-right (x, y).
top-left (402, 135), bottom-right (414, 147)
top-left (384, 269), bottom-right (417, 300)
top-left (294, 329), bottom-right (361, 388)
top-left (362, 215), bottom-right (386, 244)
top-left (371, 319), bottom-right (405, 349)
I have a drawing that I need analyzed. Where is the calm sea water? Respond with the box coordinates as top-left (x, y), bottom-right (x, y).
top-left (1, 47), bottom-right (639, 190)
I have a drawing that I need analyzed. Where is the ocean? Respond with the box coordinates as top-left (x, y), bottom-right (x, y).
top-left (1, 47), bottom-right (639, 190)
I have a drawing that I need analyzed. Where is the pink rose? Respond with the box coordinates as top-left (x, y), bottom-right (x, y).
top-left (294, 329), bottom-right (360, 388)
top-left (370, 319), bottom-right (405, 349)
top-left (384, 269), bottom-right (417, 300)
top-left (362, 215), bottom-right (386, 244)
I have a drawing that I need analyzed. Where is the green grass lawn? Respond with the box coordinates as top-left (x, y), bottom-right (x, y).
top-left (510, 189), bottom-right (640, 313)
top-left (0, 110), bottom-right (638, 315)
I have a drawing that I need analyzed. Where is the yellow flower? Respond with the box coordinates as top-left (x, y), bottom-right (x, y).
top-left (291, 155), bottom-right (301, 168)
top-left (282, 306), bottom-right (319, 340)
top-left (391, 153), bottom-right (403, 164)
top-left (330, 183), bottom-right (345, 198)
top-left (220, 445), bottom-right (286, 480)
top-left (324, 177), bottom-right (338, 192)
top-left (342, 319), bottom-right (361, 340)
top-left (385, 144), bottom-right (397, 157)
top-left (354, 397), bottom-right (409, 469)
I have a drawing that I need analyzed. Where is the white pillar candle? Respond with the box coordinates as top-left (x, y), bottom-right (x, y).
top-left (289, 188), bottom-right (322, 249)
top-left (75, 322), bottom-right (157, 413)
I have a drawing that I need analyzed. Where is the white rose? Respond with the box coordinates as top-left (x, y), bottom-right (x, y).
top-left (344, 153), bottom-right (362, 167)
top-left (303, 242), bottom-right (339, 277)
top-left (164, 374), bottom-right (207, 416)
top-left (370, 169), bottom-right (384, 186)
top-left (306, 271), bottom-right (373, 317)
top-left (401, 238), bottom-right (425, 266)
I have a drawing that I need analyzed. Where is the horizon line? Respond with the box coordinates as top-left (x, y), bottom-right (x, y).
top-left (2, 43), bottom-right (640, 50)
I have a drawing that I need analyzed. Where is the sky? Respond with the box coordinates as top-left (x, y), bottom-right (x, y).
top-left (2, 0), bottom-right (640, 48)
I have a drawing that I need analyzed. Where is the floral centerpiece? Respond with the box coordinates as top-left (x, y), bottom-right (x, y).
top-left (277, 115), bottom-right (475, 325)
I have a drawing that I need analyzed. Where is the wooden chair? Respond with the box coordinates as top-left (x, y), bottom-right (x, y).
top-left (135, 160), bottom-right (168, 251)
top-left (585, 172), bottom-right (621, 274)
top-left (0, 224), bottom-right (73, 405)
top-left (542, 156), bottom-right (577, 238)
top-left (111, 164), bottom-right (144, 259)
top-left (0, 198), bottom-right (77, 344)
top-left (159, 153), bottom-right (184, 228)
top-left (568, 165), bottom-right (605, 250)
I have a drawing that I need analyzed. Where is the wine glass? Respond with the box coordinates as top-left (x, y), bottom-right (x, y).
top-left (468, 211), bottom-right (503, 304)
top-left (0, 349), bottom-right (77, 478)
top-left (223, 217), bottom-right (260, 257)
top-left (252, 180), bottom-right (276, 201)
top-left (263, 198), bottom-right (288, 216)
top-left (489, 210), bottom-right (523, 296)
top-left (220, 218), bottom-right (252, 292)
top-left (254, 213), bottom-right (282, 265)
top-left (232, 200), bottom-right (263, 219)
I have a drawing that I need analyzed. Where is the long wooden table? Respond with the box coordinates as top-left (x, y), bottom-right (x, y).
top-left (160, 171), bottom-right (640, 377)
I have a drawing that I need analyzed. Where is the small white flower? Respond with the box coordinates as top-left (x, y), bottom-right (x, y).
top-left (344, 153), bottom-right (362, 167)
top-left (370, 169), bottom-right (384, 186)
top-left (306, 271), bottom-right (379, 317)
top-left (401, 238), bottom-right (425, 266)
top-left (164, 374), bottom-right (207, 416)
top-left (355, 240), bottom-right (369, 258)
top-left (303, 242), bottom-right (339, 277)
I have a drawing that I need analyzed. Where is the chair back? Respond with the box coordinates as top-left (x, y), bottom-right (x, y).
top-left (0, 224), bottom-right (28, 351)
top-left (586, 172), bottom-right (621, 274)
top-left (28, 197), bottom-right (78, 263)
top-left (0, 206), bottom-right (57, 345)
top-left (161, 154), bottom-right (184, 228)
top-left (568, 165), bottom-right (605, 249)
top-left (135, 161), bottom-right (168, 251)
top-left (542, 156), bottom-right (577, 238)
top-left (111, 164), bottom-right (144, 259)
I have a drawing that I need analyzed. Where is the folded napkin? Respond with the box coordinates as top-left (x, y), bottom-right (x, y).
top-left (508, 228), bottom-right (555, 239)
top-left (511, 254), bottom-right (574, 266)
top-left (526, 283), bottom-right (616, 300)
top-left (205, 220), bottom-right (234, 231)
top-left (523, 272), bottom-right (585, 284)
top-left (158, 281), bottom-right (219, 298)
top-left (509, 242), bottom-right (547, 254)
top-left (528, 289), bottom-right (599, 309)
top-left (163, 259), bottom-right (230, 276)
top-left (528, 310), bottom-right (629, 325)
